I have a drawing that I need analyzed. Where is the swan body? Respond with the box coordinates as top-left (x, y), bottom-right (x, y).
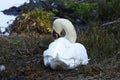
top-left (43, 18), bottom-right (89, 69)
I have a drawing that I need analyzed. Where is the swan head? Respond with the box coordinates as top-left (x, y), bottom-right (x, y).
top-left (52, 30), bottom-right (60, 39)
top-left (52, 18), bottom-right (77, 43)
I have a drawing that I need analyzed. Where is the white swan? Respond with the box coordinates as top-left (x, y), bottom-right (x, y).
top-left (43, 18), bottom-right (89, 69)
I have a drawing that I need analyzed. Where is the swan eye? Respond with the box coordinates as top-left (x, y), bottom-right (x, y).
top-left (52, 30), bottom-right (60, 39)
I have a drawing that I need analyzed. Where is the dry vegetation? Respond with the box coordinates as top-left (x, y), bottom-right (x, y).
top-left (0, 26), bottom-right (120, 79)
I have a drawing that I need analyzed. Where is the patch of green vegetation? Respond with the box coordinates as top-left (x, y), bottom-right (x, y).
top-left (67, 2), bottom-right (97, 23)
top-left (28, 8), bottom-right (54, 32)
top-left (10, 8), bottom-right (55, 37)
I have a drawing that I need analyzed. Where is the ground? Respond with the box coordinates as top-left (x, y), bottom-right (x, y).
top-left (0, 35), bottom-right (120, 80)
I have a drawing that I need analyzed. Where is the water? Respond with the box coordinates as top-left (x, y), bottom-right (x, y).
top-left (0, 12), bottom-right (16, 32)
top-left (0, 0), bottom-right (29, 34)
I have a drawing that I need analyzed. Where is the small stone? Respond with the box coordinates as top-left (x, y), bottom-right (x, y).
top-left (0, 65), bottom-right (6, 71)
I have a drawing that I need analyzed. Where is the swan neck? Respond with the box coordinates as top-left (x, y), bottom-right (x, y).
top-left (53, 18), bottom-right (77, 43)
top-left (64, 26), bottom-right (77, 43)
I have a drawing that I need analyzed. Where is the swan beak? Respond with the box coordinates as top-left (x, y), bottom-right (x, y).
top-left (52, 30), bottom-right (60, 39)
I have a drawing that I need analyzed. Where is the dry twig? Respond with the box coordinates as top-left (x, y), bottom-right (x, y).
top-left (101, 18), bottom-right (120, 27)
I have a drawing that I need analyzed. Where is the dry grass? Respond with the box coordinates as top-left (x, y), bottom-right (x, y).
top-left (0, 34), bottom-right (51, 79)
top-left (77, 26), bottom-right (120, 62)
top-left (0, 25), bottom-right (120, 79)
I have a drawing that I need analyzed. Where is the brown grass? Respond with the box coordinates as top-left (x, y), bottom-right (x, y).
top-left (0, 25), bottom-right (120, 79)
